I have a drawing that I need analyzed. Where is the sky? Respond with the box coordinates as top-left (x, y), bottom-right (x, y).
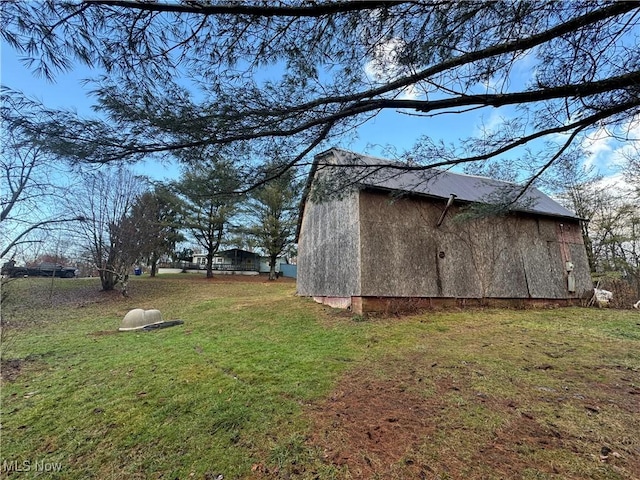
top-left (1, 40), bottom-right (520, 182)
top-left (1, 35), bottom-right (633, 187)
top-left (1, 45), bottom-right (182, 182)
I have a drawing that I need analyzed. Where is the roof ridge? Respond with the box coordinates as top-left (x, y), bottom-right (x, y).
top-left (313, 148), bottom-right (578, 220)
top-left (329, 147), bottom-right (533, 189)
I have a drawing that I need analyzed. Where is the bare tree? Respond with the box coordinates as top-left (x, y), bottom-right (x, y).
top-left (2, 1), bottom-right (639, 193)
top-left (621, 148), bottom-right (640, 201)
top-left (542, 152), bottom-right (605, 272)
top-left (0, 89), bottom-right (83, 261)
top-left (70, 166), bottom-right (146, 291)
top-left (542, 148), bottom-right (640, 299)
top-left (1, 88), bottom-right (84, 363)
top-left (589, 196), bottom-right (639, 298)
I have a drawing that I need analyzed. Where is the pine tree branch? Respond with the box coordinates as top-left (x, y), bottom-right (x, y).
top-left (82, 1), bottom-right (413, 17)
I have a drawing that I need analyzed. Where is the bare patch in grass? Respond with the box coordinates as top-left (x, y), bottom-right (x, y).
top-left (0, 356), bottom-right (48, 382)
top-left (308, 364), bottom-right (439, 479)
top-left (1, 358), bottom-right (24, 382)
top-left (307, 352), bottom-right (640, 479)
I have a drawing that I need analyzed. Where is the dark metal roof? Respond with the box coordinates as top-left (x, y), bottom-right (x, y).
top-left (219, 248), bottom-right (259, 258)
top-left (322, 148), bottom-right (580, 220)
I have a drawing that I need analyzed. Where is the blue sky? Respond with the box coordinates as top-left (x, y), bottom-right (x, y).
top-left (1, 45), bottom-right (183, 181)
top-left (1, 41), bottom-right (495, 180)
top-left (2, 40), bottom-right (630, 185)
top-left (3, 31), bottom-right (635, 264)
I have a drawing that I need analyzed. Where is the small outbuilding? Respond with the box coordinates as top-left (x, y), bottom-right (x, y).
top-left (296, 148), bottom-right (593, 314)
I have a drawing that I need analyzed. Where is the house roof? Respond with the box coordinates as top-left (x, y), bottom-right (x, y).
top-left (218, 248), bottom-right (259, 258)
top-left (319, 148), bottom-right (579, 218)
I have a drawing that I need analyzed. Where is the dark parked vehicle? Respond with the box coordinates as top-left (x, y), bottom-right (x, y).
top-left (1, 261), bottom-right (77, 278)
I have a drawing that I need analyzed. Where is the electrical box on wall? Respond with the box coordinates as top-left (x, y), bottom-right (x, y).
top-left (565, 262), bottom-right (576, 292)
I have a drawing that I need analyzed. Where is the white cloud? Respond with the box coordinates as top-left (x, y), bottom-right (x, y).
top-left (582, 126), bottom-right (615, 170)
top-left (581, 115), bottom-right (640, 173)
top-left (476, 110), bottom-right (506, 136)
top-left (595, 172), bottom-right (635, 198)
top-left (363, 37), bottom-right (421, 100)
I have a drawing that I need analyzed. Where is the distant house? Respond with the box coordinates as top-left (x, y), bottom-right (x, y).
top-left (192, 248), bottom-right (260, 273)
top-left (296, 148), bottom-right (593, 314)
top-left (258, 256), bottom-right (287, 275)
top-left (190, 249), bottom-right (289, 275)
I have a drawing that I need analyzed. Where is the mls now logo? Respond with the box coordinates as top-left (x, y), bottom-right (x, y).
top-left (2, 459), bottom-right (63, 473)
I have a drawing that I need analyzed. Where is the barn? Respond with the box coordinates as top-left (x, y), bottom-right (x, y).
top-left (296, 148), bottom-right (593, 314)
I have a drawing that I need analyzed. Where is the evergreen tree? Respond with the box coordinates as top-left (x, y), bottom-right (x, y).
top-left (171, 159), bottom-right (242, 278)
top-left (244, 162), bottom-right (301, 280)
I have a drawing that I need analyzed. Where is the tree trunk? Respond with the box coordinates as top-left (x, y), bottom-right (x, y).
top-left (100, 269), bottom-right (118, 291)
top-left (206, 252), bottom-right (214, 278)
top-left (150, 253), bottom-right (158, 277)
top-left (269, 255), bottom-right (278, 281)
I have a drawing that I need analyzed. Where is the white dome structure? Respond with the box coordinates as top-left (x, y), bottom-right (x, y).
top-left (119, 309), bottom-right (164, 331)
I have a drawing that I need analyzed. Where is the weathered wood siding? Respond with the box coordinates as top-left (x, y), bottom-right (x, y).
top-left (297, 191), bottom-right (361, 297)
top-left (358, 190), bottom-right (592, 299)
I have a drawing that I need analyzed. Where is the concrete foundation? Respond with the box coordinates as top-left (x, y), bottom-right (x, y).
top-left (309, 294), bottom-right (585, 315)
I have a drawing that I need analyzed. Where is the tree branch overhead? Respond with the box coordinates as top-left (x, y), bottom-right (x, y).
top-left (2, 0), bottom-right (639, 191)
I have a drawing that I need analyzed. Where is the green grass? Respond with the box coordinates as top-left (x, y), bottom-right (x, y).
top-left (1, 276), bottom-right (350, 478)
top-left (1, 275), bottom-right (639, 479)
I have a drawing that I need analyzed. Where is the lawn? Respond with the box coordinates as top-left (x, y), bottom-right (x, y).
top-left (1, 275), bottom-right (639, 479)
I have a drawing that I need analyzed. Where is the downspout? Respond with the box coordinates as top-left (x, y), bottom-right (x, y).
top-left (437, 194), bottom-right (457, 227)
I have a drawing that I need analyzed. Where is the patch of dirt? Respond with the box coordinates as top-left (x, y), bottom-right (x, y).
top-left (1, 358), bottom-right (24, 382)
top-left (310, 372), bottom-right (435, 477)
top-left (307, 363), bottom-right (445, 479)
top-left (306, 356), bottom-right (640, 479)
top-left (594, 364), bottom-right (640, 414)
top-left (470, 406), bottom-right (569, 479)
top-left (0, 356), bottom-right (48, 382)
